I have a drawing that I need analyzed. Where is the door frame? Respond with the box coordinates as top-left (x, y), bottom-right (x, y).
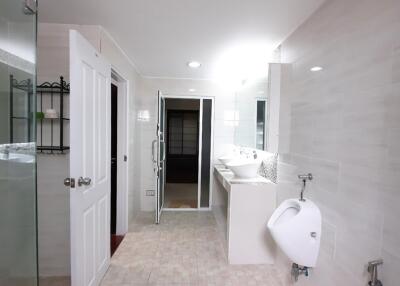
top-left (160, 94), bottom-right (214, 211)
top-left (155, 92), bottom-right (166, 224)
top-left (255, 97), bottom-right (268, 151)
top-left (111, 68), bottom-right (129, 235)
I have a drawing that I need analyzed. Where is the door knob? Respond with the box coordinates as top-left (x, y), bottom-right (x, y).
top-left (78, 177), bottom-right (91, 186)
top-left (64, 177), bottom-right (75, 188)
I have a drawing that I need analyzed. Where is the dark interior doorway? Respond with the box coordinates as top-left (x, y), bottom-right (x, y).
top-left (161, 97), bottom-right (213, 209)
top-left (164, 98), bottom-right (200, 209)
top-left (110, 83), bottom-right (123, 256)
top-left (111, 84), bottom-right (118, 234)
top-left (166, 110), bottom-right (199, 183)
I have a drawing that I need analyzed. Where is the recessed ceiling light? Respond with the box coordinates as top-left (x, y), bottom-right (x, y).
top-left (187, 61), bottom-right (201, 68)
top-left (189, 88), bottom-right (196, 92)
top-left (310, 66), bottom-right (323, 72)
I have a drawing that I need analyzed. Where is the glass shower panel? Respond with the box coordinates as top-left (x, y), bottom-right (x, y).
top-left (200, 99), bottom-right (212, 207)
top-left (0, 0), bottom-right (37, 285)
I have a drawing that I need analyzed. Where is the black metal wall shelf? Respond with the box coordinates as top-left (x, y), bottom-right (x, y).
top-left (37, 76), bottom-right (70, 153)
top-left (9, 75), bottom-right (70, 153)
top-left (9, 75), bottom-right (34, 143)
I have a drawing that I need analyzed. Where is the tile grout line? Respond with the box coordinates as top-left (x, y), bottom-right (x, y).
top-left (147, 223), bottom-right (162, 285)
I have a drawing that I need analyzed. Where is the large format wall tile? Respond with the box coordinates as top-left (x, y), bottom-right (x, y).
top-left (277, 0), bottom-right (400, 285)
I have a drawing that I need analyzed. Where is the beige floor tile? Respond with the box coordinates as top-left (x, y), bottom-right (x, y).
top-left (101, 211), bottom-right (285, 286)
top-left (39, 276), bottom-right (70, 286)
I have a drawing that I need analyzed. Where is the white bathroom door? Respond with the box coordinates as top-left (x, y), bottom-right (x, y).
top-left (69, 30), bottom-right (111, 286)
top-left (155, 91), bottom-right (166, 224)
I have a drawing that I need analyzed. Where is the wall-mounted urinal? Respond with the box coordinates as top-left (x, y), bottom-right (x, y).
top-left (267, 198), bottom-right (321, 267)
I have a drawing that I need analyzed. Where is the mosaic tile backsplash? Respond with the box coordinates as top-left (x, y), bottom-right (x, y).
top-left (258, 153), bottom-right (278, 184)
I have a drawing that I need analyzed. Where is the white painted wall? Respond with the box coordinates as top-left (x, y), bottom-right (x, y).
top-left (37, 24), bottom-right (101, 83)
top-left (276, 0), bottom-right (400, 285)
top-left (267, 63), bottom-right (281, 154)
top-left (37, 23), bottom-right (140, 277)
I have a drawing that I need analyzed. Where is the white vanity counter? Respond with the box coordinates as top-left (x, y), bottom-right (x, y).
top-left (214, 165), bottom-right (277, 265)
top-left (214, 165), bottom-right (271, 188)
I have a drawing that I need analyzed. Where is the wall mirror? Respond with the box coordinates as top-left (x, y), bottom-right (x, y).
top-left (233, 77), bottom-right (269, 150)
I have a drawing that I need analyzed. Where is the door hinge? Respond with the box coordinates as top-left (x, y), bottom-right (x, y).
top-left (24, 0), bottom-right (37, 15)
top-left (124, 155), bottom-right (127, 162)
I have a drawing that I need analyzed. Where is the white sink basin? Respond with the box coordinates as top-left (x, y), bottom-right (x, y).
top-left (219, 156), bottom-right (235, 166)
top-left (226, 159), bottom-right (261, 178)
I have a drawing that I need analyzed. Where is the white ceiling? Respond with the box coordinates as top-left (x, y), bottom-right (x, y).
top-left (38, 0), bottom-right (325, 79)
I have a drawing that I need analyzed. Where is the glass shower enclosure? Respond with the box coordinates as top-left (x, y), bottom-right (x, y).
top-left (0, 0), bottom-right (38, 285)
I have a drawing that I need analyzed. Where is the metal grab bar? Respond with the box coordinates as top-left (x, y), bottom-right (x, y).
top-left (152, 138), bottom-right (166, 165)
top-left (151, 140), bottom-right (157, 163)
top-left (161, 140), bottom-right (166, 162)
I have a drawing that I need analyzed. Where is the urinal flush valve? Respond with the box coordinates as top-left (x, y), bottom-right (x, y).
top-left (298, 173), bottom-right (313, 202)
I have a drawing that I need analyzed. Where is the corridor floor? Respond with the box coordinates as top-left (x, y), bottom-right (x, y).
top-left (100, 211), bottom-right (285, 286)
top-left (164, 183), bottom-right (198, 208)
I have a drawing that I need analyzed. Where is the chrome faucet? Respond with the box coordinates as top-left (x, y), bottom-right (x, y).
top-left (238, 147), bottom-right (258, 160)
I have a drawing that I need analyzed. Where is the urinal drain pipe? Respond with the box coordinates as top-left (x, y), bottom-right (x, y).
top-left (368, 259), bottom-right (383, 286)
top-left (291, 263), bottom-right (309, 282)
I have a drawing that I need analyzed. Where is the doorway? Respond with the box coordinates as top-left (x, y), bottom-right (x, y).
top-left (165, 99), bottom-right (200, 208)
top-left (155, 95), bottom-right (214, 219)
top-left (110, 83), bottom-right (121, 256)
top-left (110, 71), bottom-right (129, 256)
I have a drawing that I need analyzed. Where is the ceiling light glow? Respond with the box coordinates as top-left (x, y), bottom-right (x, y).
top-left (310, 66), bottom-right (323, 72)
top-left (188, 61), bottom-right (201, 68)
top-left (189, 88), bottom-right (196, 92)
top-left (212, 41), bottom-right (273, 91)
